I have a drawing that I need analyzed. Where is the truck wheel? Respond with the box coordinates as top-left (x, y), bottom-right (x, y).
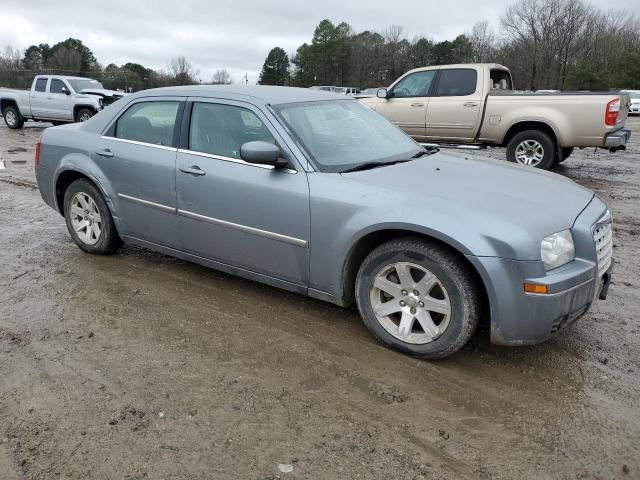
top-left (355, 237), bottom-right (481, 359)
top-left (76, 108), bottom-right (94, 122)
top-left (3, 106), bottom-right (24, 129)
top-left (558, 147), bottom-right (574, 163)
top-left (506, 130), bottom-right (556, 169)
top-left (63, 179), bottom-right (122, 254)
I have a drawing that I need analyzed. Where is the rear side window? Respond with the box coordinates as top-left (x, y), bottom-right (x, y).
top-left (434, 69), bottom-right (477, 97)
top-left (34, 78), bottom-right (47, 92)
top-left (391, 70), bottom-right (436, 98)
top-left (189, 103), bottom-right (275, 159)
top-left (114, 102), bottom-right (180, 146)
top-left (50, 79), bottom-right (67, 94)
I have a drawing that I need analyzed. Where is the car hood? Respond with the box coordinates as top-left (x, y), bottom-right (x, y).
top-left (80, 88), bottom-right (126, 98)
top-left (339, 151), bottom-right (594, 252)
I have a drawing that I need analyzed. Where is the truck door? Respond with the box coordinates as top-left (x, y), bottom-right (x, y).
top-left (374, 70), bottom-right (436, 138)
top-left (47, 79), bottom-right (74, 120)
top-left (425, 68), bottom-right (483, 142)
top-left (29, 77), bottom-right (49, 118)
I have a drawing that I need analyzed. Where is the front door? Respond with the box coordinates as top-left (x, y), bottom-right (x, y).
top-left (96, 98), bottom-right (183, 248)
top-left (47, 78), bottom-right (74, 120)
top-left (425, 68), bottom-right (483, 142)
top-left (374, 70), bottom-right (436, 138)
top-left (176, 99), bottom-right (310, 286)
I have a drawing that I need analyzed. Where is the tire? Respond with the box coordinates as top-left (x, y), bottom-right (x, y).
top-left (63, 179), bottom-right (122, 254)
top-left (3, 106), bottom-right (24, 129)
top-left (558, 147), bottom-right (574, 163)
top-left (355, 237), bottom-right (482, 359)
top-left (75, 108), bottom-right (94, 123)
top-left (506, 129), bottom-right (556, 170)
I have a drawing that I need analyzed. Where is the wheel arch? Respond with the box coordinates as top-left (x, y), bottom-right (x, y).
top-left (339, 228), bottom-right (490, 322)
top-left (501, 120), bottom-right (560, 150)
top-left (0, 98), bottom-right (19, 115)
top-left (73, 104), bottom-right (97, 120)
top-left (54, 168), bottom-right (110, 215)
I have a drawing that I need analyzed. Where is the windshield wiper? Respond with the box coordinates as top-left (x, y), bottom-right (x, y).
top-left (412, 146), bottom-right (439, 158)
top-left (341, 160), bottom-right (411, 173)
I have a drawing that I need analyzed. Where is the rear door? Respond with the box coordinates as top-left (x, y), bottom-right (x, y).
top-left (47, 78), bottom-right (74, 120)
top-left (29, 77), bottom-right (50, 118)
top-left (175, 98), bottom-right (310, 286)
top-left (96, 97), bottom-right (183, 248)
top-left (425, 68), bottom-right (483, 142)
top-left (373, 70), bottom-right (436, 138)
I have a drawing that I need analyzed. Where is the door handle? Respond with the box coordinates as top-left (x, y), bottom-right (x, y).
top-left (95, 149), bottom-right (114, 158)
top-left (179, 165), bottom-right (206, 176)
top-left (463, 102), bottom-right (479, 107)
top-left (411, 103), bottom-right (425, 107)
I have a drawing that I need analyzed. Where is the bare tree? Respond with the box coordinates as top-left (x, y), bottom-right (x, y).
top-left (212, 68), bottom-right (232, 84)
top-left (169, 56), bottom-right (198, 85)
top-left (469, 21), bottom-right (496, 62)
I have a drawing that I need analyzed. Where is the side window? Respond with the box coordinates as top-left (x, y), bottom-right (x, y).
top-left (189, 103), bottom-right (275, 159)
top-left (50, 79), bottom-right (67, 94)
top-left (391, 71), bottom-right (436, 98)
top-left (114, 101), bottom-right (180, 146)
top-left (34, 78), bottom-right (48, 93)
top-left (434, 69), bottom-right (477, 97)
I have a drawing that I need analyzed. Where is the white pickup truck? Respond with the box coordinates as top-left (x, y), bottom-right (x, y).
top-left (359, 64), bottom-right (632, 169)
top-left (0, 75), bottom-right (125, 129)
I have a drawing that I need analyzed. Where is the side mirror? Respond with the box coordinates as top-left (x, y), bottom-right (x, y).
top-left (62, 87), bottom-right (71, 95)
top-left (240, 141), bottom-right (286, 166)
top-left (377, 88), bottom-right (388, 99)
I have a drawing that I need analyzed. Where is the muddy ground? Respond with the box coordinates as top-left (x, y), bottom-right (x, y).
top-left (1, 117), bottom-right (639, 480)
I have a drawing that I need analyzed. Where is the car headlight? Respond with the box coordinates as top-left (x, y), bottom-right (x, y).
top-left (541, 229), bottom-right (575, 271)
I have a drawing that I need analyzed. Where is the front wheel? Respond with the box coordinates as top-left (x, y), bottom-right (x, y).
top-left (506, 129), bottom-right (556, 169)
top-left (355, 237), bottom-right (482, 359)
top-left (76, 108), bottom-right (94, 123)
top-left (3, 106), bottom-right (24, 129)
top-left (63, 179), bottom-right (122, 254)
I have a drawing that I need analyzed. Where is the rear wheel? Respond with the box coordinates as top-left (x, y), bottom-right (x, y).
top-left (355, 237), bottom-right (482, 359)
top-left (506, 129), bottom-right (556, 169)
top-left (75, 108), bottom-right (94, 123)
top-left (557, 147), bottom-right (574, 163)
top-left (3, 106), bottom-right (24, 129)
top-left (63, 179), bottom-right (122, 254)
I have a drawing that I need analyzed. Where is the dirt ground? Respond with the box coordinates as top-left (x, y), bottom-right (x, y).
top-left (1, 117), bottom-right (639, 480)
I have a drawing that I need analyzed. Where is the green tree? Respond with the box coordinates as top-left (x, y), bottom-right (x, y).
top-left (258, 47), bottom-right (290, 85)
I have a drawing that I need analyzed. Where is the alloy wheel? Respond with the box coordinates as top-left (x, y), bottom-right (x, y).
top-left (369, 262), bottom-right (452, 344)
top-left (69, 192), bottom-right (102, 245)
top-left (515, 140), bottom-right (544, 166)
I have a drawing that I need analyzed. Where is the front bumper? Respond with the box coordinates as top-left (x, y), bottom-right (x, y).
top-left (466, 197), bottom-right (612, 346)
top-left (604, 128), bottom-right (631, 149)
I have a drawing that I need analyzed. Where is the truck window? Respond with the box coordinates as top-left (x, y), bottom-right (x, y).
top-left (50, 79), bottom-right (67, 94)
top-left (391, 71), bottom-right (436, 98)
top-left (114, 101), bottom-right (180, 146)
top-left (34, 78), bottom-right (48, 93)
top-left (434, 69), bottom-right (477, 97)
top-left (490, 69), bottom-right (512, 90)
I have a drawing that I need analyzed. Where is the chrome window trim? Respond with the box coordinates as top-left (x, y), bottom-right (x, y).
top-left (177, 148), bottom-right (297, 174)
top-left (117, 193), bottom-right (176, 213)
top-left (101, 136), bottom-right (178, 152)
top-left (177, 209), bottom-right (308, 248)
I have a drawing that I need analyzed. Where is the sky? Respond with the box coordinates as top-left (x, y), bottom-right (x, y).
top-left (0, 0), bottom-right (637, 84)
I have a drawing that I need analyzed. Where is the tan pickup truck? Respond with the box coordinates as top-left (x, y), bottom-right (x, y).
top-left (359, 63), bottom-right (631, 169)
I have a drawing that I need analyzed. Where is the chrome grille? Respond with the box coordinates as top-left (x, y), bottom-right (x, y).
top-left (592, 211), bottom-right (613, 277)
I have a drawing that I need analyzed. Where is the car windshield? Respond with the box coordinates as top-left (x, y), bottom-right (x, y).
top-left (67, 79), bottom-right (104, 92)
top-left (273, 100), bottom-right (422, 173)
top-left (629, 92), bottom-right (640, 100)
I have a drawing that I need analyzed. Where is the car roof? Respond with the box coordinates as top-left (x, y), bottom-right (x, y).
top-left (127, 85), bottom-right (347, 105)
